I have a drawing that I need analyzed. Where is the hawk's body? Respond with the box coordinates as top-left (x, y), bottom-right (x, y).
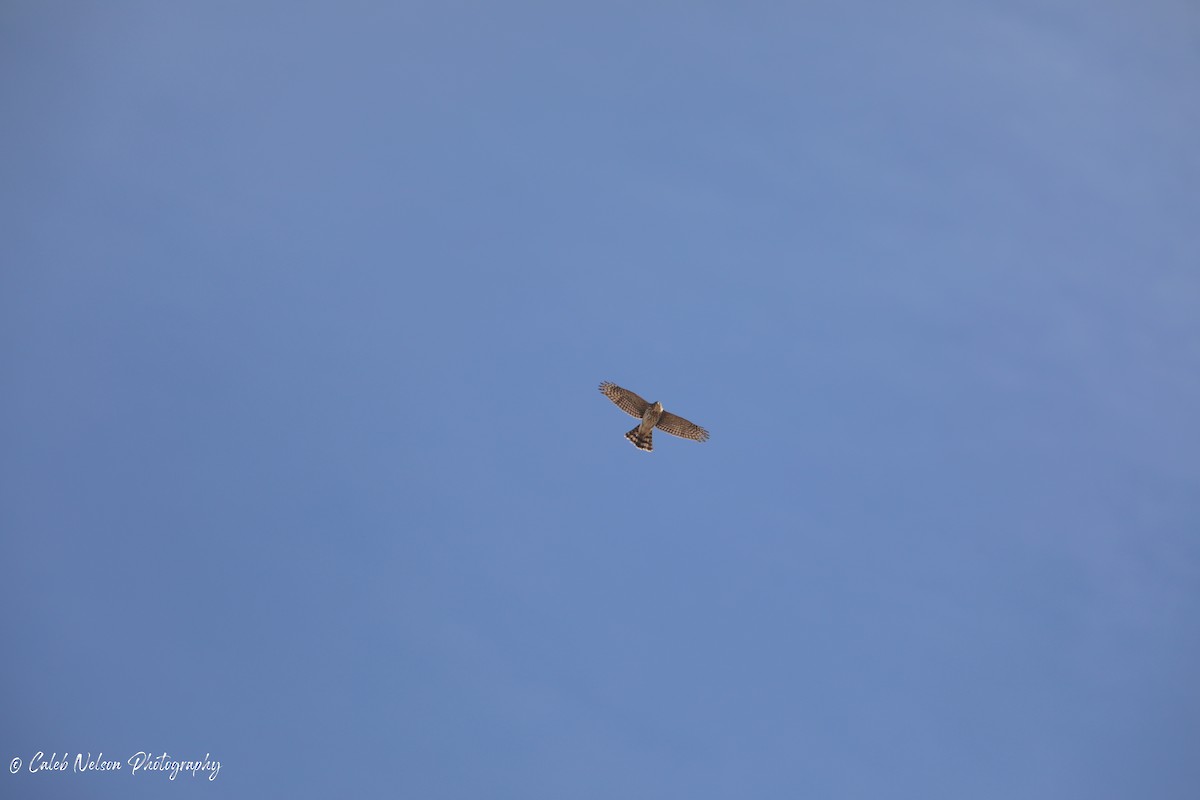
top-left (599, 382), bottom-right (709, 452)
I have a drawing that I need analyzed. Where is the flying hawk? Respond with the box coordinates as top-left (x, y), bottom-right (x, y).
top-left (599, 381), bottom-right (709, 452)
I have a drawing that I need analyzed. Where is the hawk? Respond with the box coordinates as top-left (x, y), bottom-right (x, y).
top-left (599, 381), bottom-right (709, 452)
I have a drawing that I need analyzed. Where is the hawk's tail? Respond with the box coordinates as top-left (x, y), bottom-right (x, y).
top-left (625, 426), bottom-right (653, 452)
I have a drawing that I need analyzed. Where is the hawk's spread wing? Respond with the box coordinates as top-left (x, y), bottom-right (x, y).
top-left (599, 382), bottom-right (650, 418)
top-left (655, 410), bottom-right (709, 442)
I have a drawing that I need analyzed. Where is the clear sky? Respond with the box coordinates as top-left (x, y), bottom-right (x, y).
top-left (2, 2), bottom-right (1198, 798)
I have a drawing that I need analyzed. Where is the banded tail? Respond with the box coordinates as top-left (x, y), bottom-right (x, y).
top-left (625, 426), bottom-right (653, 452)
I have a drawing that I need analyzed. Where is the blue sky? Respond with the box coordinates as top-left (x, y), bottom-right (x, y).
top-left (2, 2), bottom-right (1198, 798)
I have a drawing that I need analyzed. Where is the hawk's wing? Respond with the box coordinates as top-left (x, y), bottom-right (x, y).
top-left (599, 381), bottom-right (650, 418)
top-left (656, 410), bottom-right (709, 442)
